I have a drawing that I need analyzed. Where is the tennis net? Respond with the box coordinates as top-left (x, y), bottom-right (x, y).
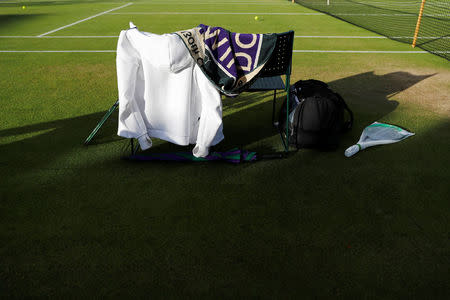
top-left (294, 0), bottom-right (449, 60)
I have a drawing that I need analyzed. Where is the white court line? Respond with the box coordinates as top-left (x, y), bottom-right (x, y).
top-left (293, 50), bottom-right (436, 53)
top-left (0, 1), bottom-right (122, 2)
top-left (1, 0), bottom-right (281, 2)
top-left (145, 0), bottom-right (274, 2)
top-left (0, 35), bottom-right (447, 39)
top-left (37, 2), bottom-right (133, 37)
top-left (0, 36), bottom-right (119, 38)
top-left (297, 35), bottom-right (389, 39)
top-left (333, 13), bottom-right (446, 17)
top-left (295, 36), bottom-right (449, 39)
top-left (109, 12), bottom-right (323, 15)
top-left (131, 2), bottom-right (294, 4)
top-left (309, 2), bottom-right (431, 6)
top-left (2, 50), bottom-right (444, 54)
top-left (0, 50), bottom-right (117, 53)
top-left (109, 12), bottom-right (445, 17)
top-left (150, 0), bottom-right (270, 1)
top-left (0, 0), bottom-right (276, 2)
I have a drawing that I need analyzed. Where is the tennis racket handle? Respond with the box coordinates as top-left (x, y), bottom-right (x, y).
top-left (344, 144), bottom-right (360, 157)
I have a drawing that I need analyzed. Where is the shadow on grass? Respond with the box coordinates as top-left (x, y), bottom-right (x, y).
top-left (1, 71), bottom-right (449, 298)
top-left (0, 1), bottom-right (105, 7)
top-left (0, 14), bottom-right (49, 28)
top-left (0, 70), bottom-right (434, 170)
top-left (416, 34), bottom-right (450, 48)
top-left (329, 71), bottom-right (434, 123)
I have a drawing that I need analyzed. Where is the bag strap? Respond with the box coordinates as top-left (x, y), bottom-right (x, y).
top-left (334, 92), bottom-right (353, 132)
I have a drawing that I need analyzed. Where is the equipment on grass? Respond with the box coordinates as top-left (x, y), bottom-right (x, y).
top-left (127, 148), bottom-right (256, 163)
top-left (278, 79), bottom-right (353, 150)
top-left (294, 0), bottom-right (449, 60)
top-left (345, 122), bottom-right (415, 157)
top-left (85, 29), bottom-right (295, 157)
top-left (126, 148), bottom-right (286, 163)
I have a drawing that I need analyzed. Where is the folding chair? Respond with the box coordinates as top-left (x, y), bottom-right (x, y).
top-left (246, 30), bottom-right (295, 151)
top-left (84, 30), bottom-right (295, 153)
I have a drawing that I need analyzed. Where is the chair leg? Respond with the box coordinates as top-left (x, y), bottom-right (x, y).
top-left (130, 139), bottom-right (140, 156)
top-left (284, 74), bottom-right (291, 152)
top-left (84, 99), bottom-right (119, 145)
top-left (272, 89), bottom-right (277, 126)
top-left (130, 139), bottom-right (134, 156)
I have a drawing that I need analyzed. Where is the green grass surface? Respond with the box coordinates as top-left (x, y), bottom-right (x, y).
top-left (1, 0), bottom-right (449, 298)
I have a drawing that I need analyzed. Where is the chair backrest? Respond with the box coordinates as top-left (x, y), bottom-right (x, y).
top-left (258, 30), bottom-right (294, 77)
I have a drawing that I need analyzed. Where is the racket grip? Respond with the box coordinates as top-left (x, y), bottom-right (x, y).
top-left (345, 144), bottom-right (360, 157)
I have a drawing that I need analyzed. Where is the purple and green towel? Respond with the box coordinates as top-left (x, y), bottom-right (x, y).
top-left (176, 24), bottom-right (277, 96)
top-left (127, 148), bottom-right (257, 164)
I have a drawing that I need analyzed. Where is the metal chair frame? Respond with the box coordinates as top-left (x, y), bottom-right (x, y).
top-left (84, 30), bottom-right (295, 153)
top-left (246, 30), bottom-right (294, 151)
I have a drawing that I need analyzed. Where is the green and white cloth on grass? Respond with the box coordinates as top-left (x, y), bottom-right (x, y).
top-left (345, 122), bottom-right (415, 157)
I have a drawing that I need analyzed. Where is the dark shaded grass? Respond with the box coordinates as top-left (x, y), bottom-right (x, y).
top-left (1, 71), bottom-right (448, 298)
top-left (1, 127), bottom-right (449, 298)
top-left (0, 0), bottom-right (449, 297)
top-left (0, 14), bottom-right (49, 29)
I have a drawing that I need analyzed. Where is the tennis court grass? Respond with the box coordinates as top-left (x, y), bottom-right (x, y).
top-left (1, 0), bottom-right (449, 297)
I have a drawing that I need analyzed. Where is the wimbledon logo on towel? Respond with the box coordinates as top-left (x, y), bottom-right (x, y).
top-left (176, 25), bottom-right (264, 79)
top-left (200, 25), bottom-right (264, 79)
top-left (176, 28), bottom-right (205, 66)
top-left (176, 25), bottom-right (276, 94)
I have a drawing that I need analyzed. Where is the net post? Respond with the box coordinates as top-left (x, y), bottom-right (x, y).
top-left (412, 0), bottom-right (427, 48)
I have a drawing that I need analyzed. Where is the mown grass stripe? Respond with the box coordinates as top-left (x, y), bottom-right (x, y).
top-left (0, 36), bottom-right (119, 38)
top-left (37, 2), bottom-right (134, 37)
top-left (295, 36), bottom-right (450, 39)
top-left (109, 11), bottom-right (446, 17)
top-left (3, 50), bottom-right (445, 54)
top-left (127, 2), bottom-right (294, 4)
top-left (292, 50), bottom-right (442, 53)
top-left (109, 12), bottom-right (324, 15)
top-left (0, 36), bottom-right (446, 39)
top-left (108, 12), bottom-right (445, 17)
top-left (0, 50), bottom-right (117, 53)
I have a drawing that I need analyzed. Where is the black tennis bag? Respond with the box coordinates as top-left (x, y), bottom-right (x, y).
top-left (278, 79), bottom-right (353, 150)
